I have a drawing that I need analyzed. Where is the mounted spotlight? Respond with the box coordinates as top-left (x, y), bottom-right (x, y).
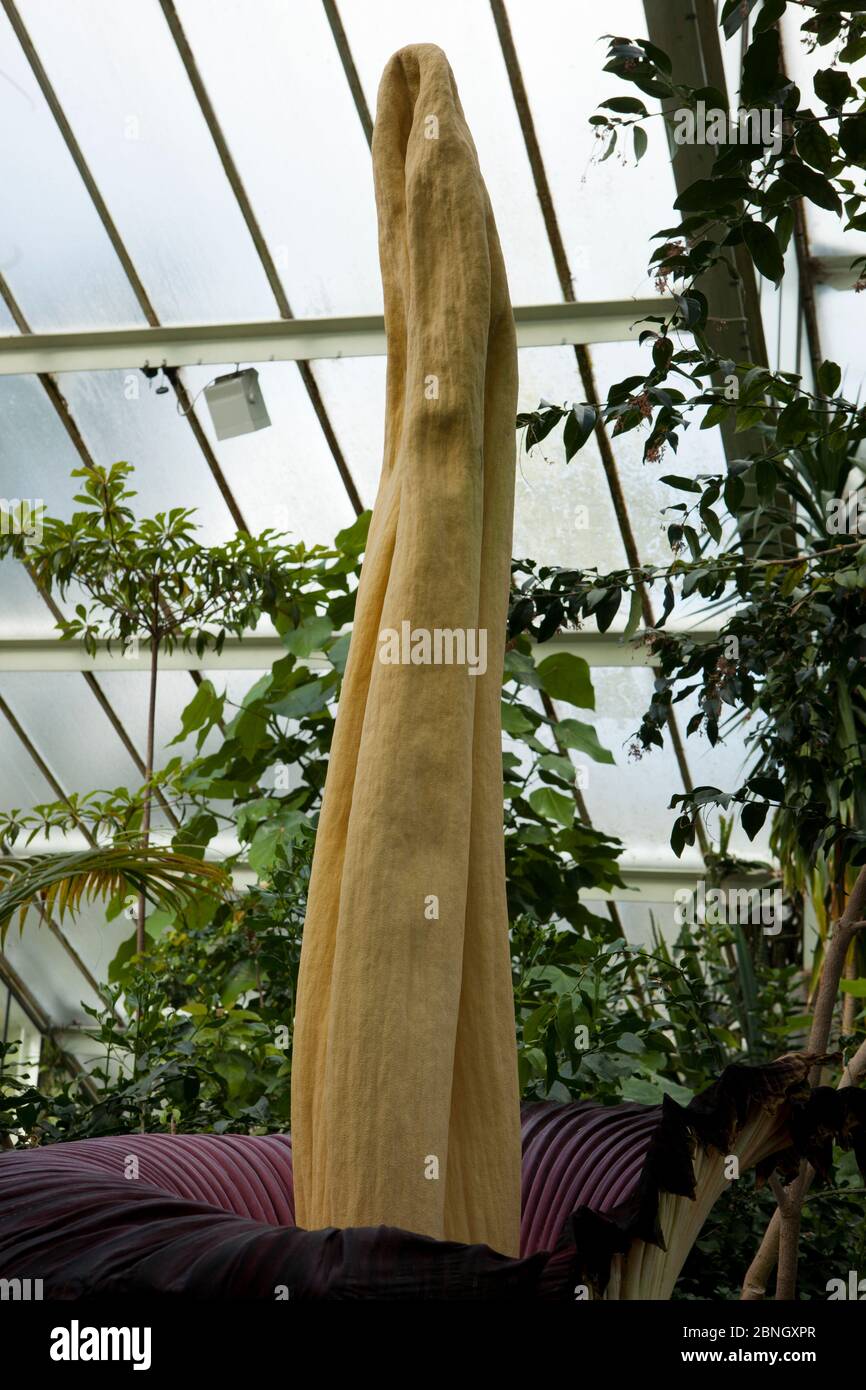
top-left (204, 367), bottom-right (271, 441)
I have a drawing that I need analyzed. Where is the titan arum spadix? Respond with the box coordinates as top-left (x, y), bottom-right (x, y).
top-left (289, 43), bottom-right (523, 1256)
top-left (3, 46), bottom-right (866, 1305)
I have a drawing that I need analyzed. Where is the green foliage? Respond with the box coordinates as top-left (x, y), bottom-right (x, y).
top-left (0, 848), bottom-right (229, 941)
top-left (6, 5), bottom-right (866, 1295)
top-left (0, 461), bottom-right (632, 1144)
top-left (512, 6), bottom-right (866, 916)
top-left (0, 462), bottom-right (334, 662)
top-left (676, 1156), bottom-right (866, 1301)
top-left (0, 850), bottom-right (307, 1142)
top-left (595, 6), bottom-right (866, 298)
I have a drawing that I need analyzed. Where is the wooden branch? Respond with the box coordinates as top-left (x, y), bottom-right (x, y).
top-left (741, 1031), bottom-right (866, 1300)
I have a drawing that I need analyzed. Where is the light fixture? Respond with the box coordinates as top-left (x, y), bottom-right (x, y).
top-left (204, 367), bottom-right (271, 441)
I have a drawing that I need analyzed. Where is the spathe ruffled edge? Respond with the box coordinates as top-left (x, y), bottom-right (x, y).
top-left (1, 1053), bottom-right (862, 1299)
top-left (540, 1052), bottom-right (864, 1292)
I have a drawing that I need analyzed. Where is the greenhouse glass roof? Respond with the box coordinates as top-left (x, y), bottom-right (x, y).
top-left (0, 0), bottom-right (860, 1045)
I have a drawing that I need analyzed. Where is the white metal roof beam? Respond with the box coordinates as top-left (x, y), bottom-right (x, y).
top-left (0, 300), bottom-right (673, 377)
top-left (1, 838), bottom-right (762, 900)
top-left (0, 628), bottom-right (721, 672)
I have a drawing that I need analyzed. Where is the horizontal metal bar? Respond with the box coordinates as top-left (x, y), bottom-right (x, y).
top-left (812, 253), bottom-right (866, 292)
top-left (0, 627), bottom-right (720, 672)
top-left (581, 866), bottom-right (775, 903)
top-left (6, 837), bottom-right (750, 897)
top-left (0, 299), bottom-right (673, 376)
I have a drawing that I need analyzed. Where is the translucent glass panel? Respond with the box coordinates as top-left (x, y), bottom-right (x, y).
top-left (504, 0), bottom-right (677, 302)
top-left (1, 990), bottom-right (42, 1086)
top-left (311, 356), bottom-right (387, 509)
top-left (0, 557), bottom-right (60, 638)
top-left (615, 898), bottom-right (678, 946)
top-left (316, 344), bottom-right (647, 574)
top-left (37, 369), bottom-right (237, 541)
top-left (578, 665), bottom-right (770, 866)
top-left (0, 374), bottom-right (95, 621)
top-left (0, 6), bottom-right (145, 331)
top-left (0, 671), bottom-right (140, 795)
top-left (0, 372), bottom-right (99, 525)
top-left (1, 361), bottom-right (356, 556)
top-left (592, 339), bottom-right (729, 566)
top-left (96, 668), bottom-right (225, 771)
top-left (780, 11), bottom-right (866, 259)
top-left (17, 0), bottom-right (277, 325)
top-left (56, 899), bottom-right (137, 1000)
top-left (180, 362), bottom-right (357, 543)
top-left (337, 0), bottom-right (561, 306)
top-left (174, 0), bottom-right (382, 318)
top-left (504, 576), bottom-right (763, 870)
top-left (0, 895), bottom-right (130, 1028)
top-left (815, 286), bottom-right (866, 399)
top-left (0, 698), bottom-right (56, 812)
top-left (4, 904), bottom-right (123, 1024)
top-left (514, 346), bottom-right (628, 573)
top-left (758, 235), bottom-right (806, 381)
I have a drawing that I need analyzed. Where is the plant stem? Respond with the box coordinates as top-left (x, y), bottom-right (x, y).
top-left (136, 591), bottom-right (160, 956)
top-left (739, 945), bottom-right (866, 1301)
top-left (774, 870), bottom-right (866, 1297)
top-left (774, 1169), bottom-right (805, 1300)
top-left (806, 865), bottom-right (866, 1078)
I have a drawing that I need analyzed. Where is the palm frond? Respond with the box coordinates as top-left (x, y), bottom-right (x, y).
top-left (0, 847), bottom-right (230, 943)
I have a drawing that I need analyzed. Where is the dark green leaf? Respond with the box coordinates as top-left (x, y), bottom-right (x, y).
top-left (755, 0), bottom-right (786, 33)
top-left (600, 96), bottom-right (648, 115)
top-left (818, 360), bottom-right (842, 396)
top-left (774, 205), bottom-right (794, 254)
top-left (675, 177), bottom-right (749, 212)
top-left (748, 775), bottom-right (784, 800)
top-left (563, 404), bottom-right (597, 460)
top-left (721, 0), bottom-right (760, 38)
top-left (814, 67), bottom-right (852, 111)
top-left (659, 474), bottom-right (702, 493)
top-left (840, 114), bottom-right (866, 163)
top-left (742, 800), bottom-right (770, 840)
top-left (796, 118), bottom-right (834, 174)
top-left (741, 30), bottom-right (780, 105)
top-left (742, 218), bottom-right (784, 283)
top-left (724, 472), bottom-right (746, 514)
top-left (781, 161), bottom-right (842, 213)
